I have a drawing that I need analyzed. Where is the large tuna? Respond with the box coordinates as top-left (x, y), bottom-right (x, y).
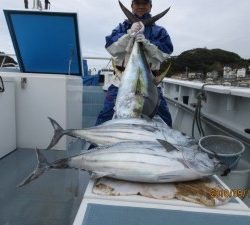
top-left (46, 117), bottom-right (196, 149)
top-left (114, 40), bottom-right (159, 118)
top-left (113, 1), bottom-right (171, 118)
top-left (19, 141), bottom-right (221, 187)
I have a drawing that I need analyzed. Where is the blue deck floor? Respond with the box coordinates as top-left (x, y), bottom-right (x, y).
top-left (0, 146), bottom-right (90, 225)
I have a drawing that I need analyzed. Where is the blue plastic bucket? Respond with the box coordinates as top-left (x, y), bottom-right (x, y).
top-left (198, 135), bottom-right (245, 169)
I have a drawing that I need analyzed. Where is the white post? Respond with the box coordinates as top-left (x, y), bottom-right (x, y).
top-left (33, 0), bottom-right (42, 10)
top-left (33, 0), bottom-right (37, 9)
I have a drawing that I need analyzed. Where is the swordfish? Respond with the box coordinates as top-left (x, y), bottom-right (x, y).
top-left (19, 141), bottom-right (221, 187)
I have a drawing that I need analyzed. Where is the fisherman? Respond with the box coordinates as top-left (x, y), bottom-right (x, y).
top-left (96, 0), bottom-right (173, 127)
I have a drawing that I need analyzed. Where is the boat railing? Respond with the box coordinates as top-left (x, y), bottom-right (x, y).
top-left (0, 53), bottom-right (19, 69)
top-left (82, 56), bottom-right (111, 61)
top-left (0, 52), bottom-right (112, 73)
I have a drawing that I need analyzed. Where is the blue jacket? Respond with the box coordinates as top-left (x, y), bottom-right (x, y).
top-left (105, 13), bottom-right (173, 55)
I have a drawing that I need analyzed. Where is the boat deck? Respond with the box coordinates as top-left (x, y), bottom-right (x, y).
top-left (0, 140), bottom-right (90, 225)
top-left (0, 85), bottom-right (250, 225)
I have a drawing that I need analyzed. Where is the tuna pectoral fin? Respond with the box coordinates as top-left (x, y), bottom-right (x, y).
top-left (47, 117), bottom-right (66, 149)
top-left (18, 149), bottom-right (50, 187)
top-left (111, 59), bottom-right (122, 79)
top-left (157, 139), bottom-right (178, 152)
top-left (135, 76), bottom-right (149, 98)
top-left (154, 62), bottom-right (172, 86)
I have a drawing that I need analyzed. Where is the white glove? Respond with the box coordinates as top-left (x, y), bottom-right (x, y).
top-left (131, 22), bottom-right (141, 33)
top-left (128, 21), bottom-right (145, 37)
top-left (135, 33), bottom-right (148, 43)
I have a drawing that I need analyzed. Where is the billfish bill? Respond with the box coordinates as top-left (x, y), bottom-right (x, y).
top-left (47, 117), bottom-right (196, 149)
top-left (18, 141), bottom-right (222, 187)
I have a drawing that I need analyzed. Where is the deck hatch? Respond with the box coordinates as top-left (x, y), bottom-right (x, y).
top-left (4, 10), bottom-right (82, 76)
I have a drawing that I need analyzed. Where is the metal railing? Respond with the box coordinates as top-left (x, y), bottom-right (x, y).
top-left (0, 53), bottom-right (18, 69)
top-left (0, 52), bottom-right (112, 74)
top-left (0, 76), bottom-right (4, 92)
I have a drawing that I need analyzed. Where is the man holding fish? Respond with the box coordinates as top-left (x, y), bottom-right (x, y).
top-left (96, 0), bottom-right (173, 127)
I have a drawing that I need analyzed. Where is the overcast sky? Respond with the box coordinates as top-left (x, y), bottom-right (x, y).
top-left (0, 0), bottom-right (249, 69)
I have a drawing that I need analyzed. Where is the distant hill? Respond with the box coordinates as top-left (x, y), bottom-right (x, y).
top-left (169, 48), bottom-right (250, 76)
top-left (0, 52), bottom-right (17, 67)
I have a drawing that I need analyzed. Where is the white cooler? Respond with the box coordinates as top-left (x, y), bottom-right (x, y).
top-left (1, 72), bottom-right (83, 150)
top-left (0, 76), bottom-right (16, 158)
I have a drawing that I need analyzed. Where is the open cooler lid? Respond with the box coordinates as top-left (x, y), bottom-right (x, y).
top-left (4, 10), bottom-right (83, 76)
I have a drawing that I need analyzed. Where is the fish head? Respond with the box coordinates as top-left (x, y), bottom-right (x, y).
top-left (181, 147), bottom-right (223, 175)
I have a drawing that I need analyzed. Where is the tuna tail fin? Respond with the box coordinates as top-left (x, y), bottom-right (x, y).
top-left (118, 1), bottom-right (170, 25)
top-left (143, 7), bottom-right (171, 26)
top-left (18, 149), bottom-right (50, 187)
top-left (119, 1), bottom-right (139, 23)
top-left (47, 117), bottom-right (65, 149)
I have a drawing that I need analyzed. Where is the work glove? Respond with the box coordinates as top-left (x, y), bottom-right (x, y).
top-left (128, 21), bottom-right (145, 37)
top-left (135, 33), bottom-right (148, 43)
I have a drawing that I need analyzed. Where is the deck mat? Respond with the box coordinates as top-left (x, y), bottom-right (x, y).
top-left (82, 203), bottom-right (250, 225)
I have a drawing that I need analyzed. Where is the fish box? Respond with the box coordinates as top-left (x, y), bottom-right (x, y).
top-left (0, 76), bottom-right (16, 158)
top-left (2, 73), bottom-right (83, 150)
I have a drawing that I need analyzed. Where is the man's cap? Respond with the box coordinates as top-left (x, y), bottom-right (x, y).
top-left (132, 0), bottom-right (152, 4)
